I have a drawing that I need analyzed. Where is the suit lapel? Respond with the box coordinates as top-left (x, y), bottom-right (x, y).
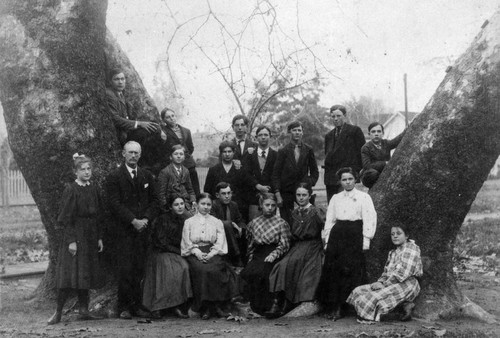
top-left (121, 164), bottom-right (135, 187)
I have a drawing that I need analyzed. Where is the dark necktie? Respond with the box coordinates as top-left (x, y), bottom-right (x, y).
top-left (132, 169), bottom-right (138, 185)
top-left (260, 150), bottom-right (266, 159)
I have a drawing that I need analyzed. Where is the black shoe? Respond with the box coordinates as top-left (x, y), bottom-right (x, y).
top-left (331, 307), bottom-right (344, 321)
top-left (264, 298), bottom-right (282, 319)
top-left (47, 311), bottom-right (62, 325)
top-left (400, 302), bottom-right (415, 321)
top-left (281, 298), bottom-right (293, 315)
top-left (135, 308), bottom-right (151, 318)
top-left (201, 308), bottom-right (211, 320)
top-left (173, 307), bottom-right (189, 319)
top-left (151, 310), bottom-right (162, 319)
top-left (214, 305), bottom-right (230, 318)
top-left (120, 310), bottom-right (132, 320)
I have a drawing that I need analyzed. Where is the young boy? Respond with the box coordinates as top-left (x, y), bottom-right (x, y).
top-left (210, 182), bottom-right (246, 267)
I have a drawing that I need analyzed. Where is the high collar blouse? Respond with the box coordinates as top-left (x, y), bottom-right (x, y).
top-left (181, 212), bottom-right (228, 256)
top-left (322, 188), bottom-right (377, 247)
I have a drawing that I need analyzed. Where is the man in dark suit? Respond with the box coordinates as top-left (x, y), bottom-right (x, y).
top-left (105, 141), bottom-right (160, 319)
top-left (272, 121), bottom-right (319, 226)
top-left (230, 114), bottom-right (258, 166)
top-left (106, 68), bottom-right (163, 146)
top-left (244, 125), bottom-right (278, 221)
top-left (204, 141), bottom-right (252, 222)
top-left (324, 104), bottom-right (366, 202)
top-left (160, 107), bottom-right (200, 196)
top-left (210, 182), bottom-right (246, 266)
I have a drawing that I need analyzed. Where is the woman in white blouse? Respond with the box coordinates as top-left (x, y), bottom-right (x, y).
top-left (181, 193), bottom-right (238, 320)
top-left (317, 167), bottom-right (377, 320)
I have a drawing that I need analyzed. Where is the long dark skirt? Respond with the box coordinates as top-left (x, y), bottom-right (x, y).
top-left (142, 252), bottom-right (193, 311)
top-left (185, 246), bottom-right (238, 312)
top-left (240, 244), bottom-right (278, 315)
top-left (56, 217), bottom-right (103, 290)
top-left (269, 239), bottom-right (323, 304)
top-left (317, 220), bottom-right (366, 308)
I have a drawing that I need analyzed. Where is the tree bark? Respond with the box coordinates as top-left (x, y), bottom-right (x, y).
top-left (0, 1), bottom-right (159, 302)
top-left (368, 11), bottom-right (500, 323)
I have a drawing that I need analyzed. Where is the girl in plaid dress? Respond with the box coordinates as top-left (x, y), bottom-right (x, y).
top-left (347, 223), bottom-right (423, 323)
top-left (240, 193), bottom-right (292, 316)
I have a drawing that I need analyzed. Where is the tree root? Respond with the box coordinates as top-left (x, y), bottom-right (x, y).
top-left (459, 296), bottom-right (498, 324)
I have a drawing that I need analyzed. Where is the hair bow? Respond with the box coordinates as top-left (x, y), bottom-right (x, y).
top-left (72, 153), bottom-right (85, 160)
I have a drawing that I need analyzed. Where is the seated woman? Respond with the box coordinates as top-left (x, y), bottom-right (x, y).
top-left (181, 193), bottom-right (238, 320)
top-left (267, 183), bottom-right (324, 317)
top-left (142, 195), bottom-right (192, 319)
top-left (158, 145), bottom-right (196, 213)
top-left (347, 223), bottom-right (423, 324)
top-left (360, 122), bottom-right (405, 189)
top-left (317, 167), bottom-right (377, 321)
top-left (240, 193), bottom-right (291, 317)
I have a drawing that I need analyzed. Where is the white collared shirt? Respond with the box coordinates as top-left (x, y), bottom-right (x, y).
top-left (258, 147), bottom-right (269, 158)
top-left (125, 164), bottom-right (138, 179)
top-left (322, 188), bottom-right (377, 249)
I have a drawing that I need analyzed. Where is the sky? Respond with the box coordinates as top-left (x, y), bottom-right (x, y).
top-left (105, 0), bottom-right (500, 133)
top-left (1, 0), bottom-right (499, 139)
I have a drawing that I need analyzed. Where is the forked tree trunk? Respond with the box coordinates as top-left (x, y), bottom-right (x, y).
top-left (368, 11), bottom-right (500, 323)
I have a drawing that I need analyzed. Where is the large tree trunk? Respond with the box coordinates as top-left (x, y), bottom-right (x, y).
top-left (368, 11), bottom-right (500, 323)
top-left (0, 0), bottom-right (157, 301)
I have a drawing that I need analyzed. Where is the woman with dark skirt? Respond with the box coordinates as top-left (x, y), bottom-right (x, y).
top-left (142, 195), bottom-right (193, 319)
top-left (268, 183), bottom-right (324, 316)
top-left (48, 153), bottom-right (104, 325)
top-left (181, 193), bottom-right (238, 320)
top-left (360, 122), bottom-right (405, 189)
top-left (318, 167), bottom-right (377, 320)
top-left (240, 193), bottom-right (292, 317)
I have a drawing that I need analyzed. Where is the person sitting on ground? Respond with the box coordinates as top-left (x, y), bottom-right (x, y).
top-left (48, 153), bottom-right (104, 325)
top-left (210, 182), bottom-right (246, 267)
top-left (267, 183), bottom-right (325, 318)
top-left (347, 223), bottom-right (423, 324)
top-left (181, 193), bottom-right (238, 320)
top-left (360, 122), bottom-right (405, 189)
top-left (142, 195), bottom-right (193, 319)
top-left (240, 193), bottom-right (292, 317)
top-left (158, 145), bottom-right (196, 214)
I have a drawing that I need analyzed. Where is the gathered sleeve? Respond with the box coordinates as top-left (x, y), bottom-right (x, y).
top-left (181, 218), bottom-right (198, 256)
top-left (361, 193), bottom-right (377, 249)
top-left (210, 217), bottom-right (228, 255)
top-left (379, 241), bottom-right (423, 286)
top-left (246, 221), bottom-right (256, 262)
top-left (57, 184), bottom-right (78, 245)
top-left (267, 220), bottom-right (292, 262)
top-left (322, 197), bottom-right (337, 245)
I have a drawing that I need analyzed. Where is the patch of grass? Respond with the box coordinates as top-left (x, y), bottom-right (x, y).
top-left (455, 219), bottom-right (500, 257)
top-left (0, 229), bottom-right (48, 265)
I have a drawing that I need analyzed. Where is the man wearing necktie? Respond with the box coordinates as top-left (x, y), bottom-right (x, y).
top-left (324, 105), bottom-right (365, 202)
top-left (272, 121), bottom-right (319, 226)
top-left (210, 182), bottom-right (246, 267)
top-left (230, 114), bottom-right (258, 167)
top-left (105, 141), bottom-right (160, 319)
top-left (244, 126), bottom-right (278, 221)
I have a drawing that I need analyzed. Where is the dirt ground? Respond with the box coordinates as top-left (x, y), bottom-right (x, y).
top-left (0, 273), bottom-right (499, 338)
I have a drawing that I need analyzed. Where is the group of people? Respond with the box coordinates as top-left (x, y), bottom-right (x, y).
top-left (47, 68), bottom-right (423, 326)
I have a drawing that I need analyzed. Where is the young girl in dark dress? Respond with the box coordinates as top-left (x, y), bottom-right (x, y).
top-left (48, 154), bottom-right (104, 325)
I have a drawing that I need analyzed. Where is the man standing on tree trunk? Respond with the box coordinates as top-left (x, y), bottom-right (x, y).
top-left (105, 141), bottom-right (160, 319)
top-left (324, 105), bottom-right (365, 202)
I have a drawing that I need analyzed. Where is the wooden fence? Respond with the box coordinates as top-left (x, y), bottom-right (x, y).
top-left (0, 167), bottom-right (325, 207)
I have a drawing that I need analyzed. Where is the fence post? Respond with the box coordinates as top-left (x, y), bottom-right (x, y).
top-left (0, 168), bottom-right (8, 207)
